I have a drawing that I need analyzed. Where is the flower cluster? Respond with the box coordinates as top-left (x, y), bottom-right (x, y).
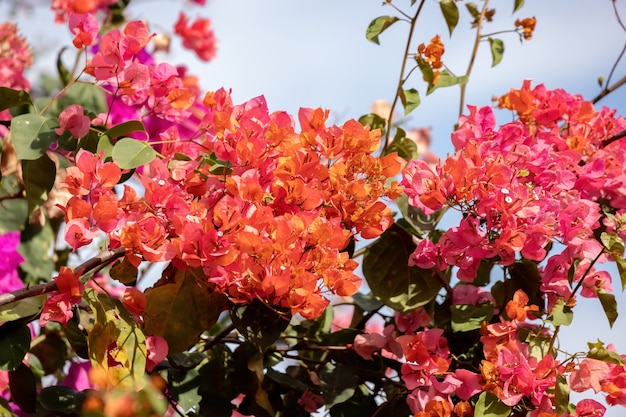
top-left (403, 80), bottom-right (626, 307)
top-left (59, 85), bottom-right (402, 319)
top-left (0, 22), bottom-right (32, 91)
top-left (174, 12), bottom-right (217, 62)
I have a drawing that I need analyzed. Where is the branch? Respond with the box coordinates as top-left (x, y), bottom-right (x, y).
top-left (603, 128), bottom-right (626, 147)
top-left (0, 246), bottom-right (127, 308)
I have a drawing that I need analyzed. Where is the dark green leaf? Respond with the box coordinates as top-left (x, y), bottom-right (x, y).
top-left (366, 16), bottom-right (400, 45)
top-left (18, 221), bottom-right (55, 283)
top-left (466, 3), bottom-right (480, 20)
top-left (38, 386), bottom-right (85, 414)
top-left (427, 70), bottom-right (468, 95)
top-left (330, 390), bottom-right (378, 417)
top-left (230, 299), bottom-right (291, 352)
top-left (513, 0), bottom-right (525, 13)
top-left (10, 114), bottom-right (56, 160)
top-left (0, 87), bottom-right (32, 112)
top-left (546, 298), bottom-right (573, 326)
top-left (112, 137), bottom-right (157, 169)
top-left (0, 199), bottom-right (28, 233)
top-left (56, 47), bottom-right (72, 86)
top-left (399, 87), bottom-right (421, 116)
top-left (320, 363), bottom-right (358, 407)
top-left (474, 392), bottom-right (510, 417)
top-left (450, 304), bottom-right (494, 332)
top-left (351, 292), bottom-right (384, 311)
top-left (105, 120), bottom-right (147, 140)
top-left (64, 319), bottom-right (90, 359)
top-left (144, 266), bottom-right (226, 354)
top-left (597, 290), bottom-right (618, 328)
top-left (385, 127), bottom-right (418, 159)
top-left (22, 154), bottom-right (56, 218)
top-left (265, 368), bottom-right (309, 391)
top-left (440, 0), bottom-right (459, 35)
top-left (8, 363), bottom-right (37, 413)
top-left (395, 194), bottom-right (438, 236)
top-left (488, 38), bottom-right (505, 67)
top-left (555, 375), bottom-right (570, 416)
top-left (363, 224), bottom-right (443, 312)
top-left (0, 296), bottom-right (45, 324)
top-left (616, 256), bottom-right (626, 291)
top-left (0, 322), bottom-right (31, 371)
top-left (358, 113), bottom-right (387, 135)
top-left (64, 82), bottom-right (107, 116)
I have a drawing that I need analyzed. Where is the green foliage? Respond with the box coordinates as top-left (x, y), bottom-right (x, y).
top-left (513, 0), bottom-right (525, 13)
top-left (546, 298), bottom-right (573, 327)
top-left (320, 363), bottom-right (358, 407)
top-left (0, 322), bottom-right (31, 371)
top-left (38, 385), bottom-right (86, 414)
top-left (22, 154), bottom-right (56, 218)
top-left (474, 392), bottom-right (511, 417)
top-left (450, 303), bottom-right (494, 332)
top-left (104, 120), bottom-right (147, 140)
top-left (597, 289), bottom-right (618, 328)
top-left (143, 267), bottom-right (226, 354)
top-left (10, 114), bottom-right (56, 160)
top-left (366, 16), bottom-right (400, 45)
top-left (8, 362), bottom-right (37, 414)
top-left (85, 288), bottom-right (147, 387)
top-left (427, 70), bottom-right (468, 95)
top-left (587, 340), bottom-right (625, 365)
top-left (488, 37), bottom-right (505, 67)
top-left (555, 375), bottom-right (570, 417)
top-left (384, 127), bottom-right (418, 160)
top-left (363, 224), bottom-right (443, 312)
top-left (0, 295), bottom-right (45, 323)
top-left (398, 87), bottom-right (421, 116)
top-left (230, 299), bottom-right (292, 352)
top-left (439, 0), bottom-right (459, 35)
top-left (111, 137), bottom-right (157, 169)
top-left (358, 113), bottom-right (387, 136)
top-left (18, 221), bottom-right (55, 283)
top-left (0, 87), bottom-right (32, 111)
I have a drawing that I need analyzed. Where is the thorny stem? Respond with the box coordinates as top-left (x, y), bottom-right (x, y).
top-left (383, 0), bottom-right (426, 151)
top-left (458, 0), bottom-right (490, 117)
top-left (0, 246), bottom-right (126, 308)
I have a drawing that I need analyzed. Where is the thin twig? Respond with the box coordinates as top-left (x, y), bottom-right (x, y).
top-left (0, 246), bottom-right (126, 307)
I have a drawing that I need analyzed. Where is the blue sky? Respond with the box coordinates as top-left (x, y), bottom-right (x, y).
top-left (6, 0), bottom-right (626, 414)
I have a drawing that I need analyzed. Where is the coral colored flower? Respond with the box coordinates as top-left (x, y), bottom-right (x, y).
top-left (145, 336), bottom-right (168, 372)
top-left (516, 17), bottom-right (537, 40)
top-left (56, 104), bottom-right (91, 138)
top-left (174, 12), bottom-right (217, 62)
top-left (69, 13), bottom-right (98, 48)
top-left (0, 22), bottom-right (32, 90)
top-left (40, 267), bottom-right (84, 327)
top-left (0, 231), bottom-right (25, 293)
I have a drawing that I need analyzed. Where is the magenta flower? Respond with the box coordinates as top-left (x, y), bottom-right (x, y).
top-left (0, 231), bottom-right (25, 293)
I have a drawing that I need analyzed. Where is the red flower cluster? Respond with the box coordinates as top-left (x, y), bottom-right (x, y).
top-left (59, 86), bottom-right (402, 319)
top-left (174, 12), bottom-right (217, 62)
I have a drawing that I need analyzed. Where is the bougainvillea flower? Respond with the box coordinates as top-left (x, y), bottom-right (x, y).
top-left (174, 12), bottom-right (217, 62)
top-left (55, 104), bottom-right (91, 138)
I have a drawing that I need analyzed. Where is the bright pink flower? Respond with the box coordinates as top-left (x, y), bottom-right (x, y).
top-left (69, 13), bottom-right (98, 48)
top-left (0, 231), bottom-right (25, 293)
top-left (394, 307), bottom-right (431, 334)
top-left (62, 361), bottom-right (92, 391)
top-left (64, 218), bottom-right (99, 250)
top-left (56, 104), bottom-right (90, 138)
top-left (174, 12), bottom-right (217, 62)
top-left (145, 336), bottom-right (168, 372)
top-left (0, 22), bottom-right (33, 90)
top-left (574, 399), bottom-right (606, 416)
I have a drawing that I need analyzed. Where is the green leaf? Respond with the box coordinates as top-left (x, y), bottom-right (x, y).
top-left (587, 340), bottom-right (625, 365)
top-left (18, 221), bottom-right (55, 284)
top-left (597, 290), bottom-right (618, 328)
top-left (0, 295), bottom-right (45, 323)
top-left (466, 2), bottom-right (480, 20)
top-left (450, 304), bottom-right (494, 332)
top-left (366, 16), bottom-right (400, 45)
top-left (440, 0), bottom-right (459, 35)
top-left (385, 127), bottom-right (418, 160)
top-left (265, 368), bottom-right (309, 391)
top-left (616, 256), bottom-right (626, 291)
top-left (416, 56), bottom-right (435, 86)
top-left (395, 194), bottom-right (438, 236)
top-left (97, 134), bottom-right (115, 161)
top-left (8, 363), bottom-right (37, 413)
top-left (105, 120), bottom-right (147, 140)
top-left (513, 0), bottom-right (525, 13)
top-left (363, 224), bottom-right (443, 312)
top-left (22, 154), bottom-right (56, 218)
top-left (320, 363), bottom-right (358, 407)
top-left (64, 319), bottom-right (90, 359)
top-left (10, 114), bottom-right (56, 160)
top-left (427, 70), bottom-right (468, 95)
top-left (64, 82), bottom-right (107, 116)
top-left (84, 288), bottom-right (147, 388)
top-left (488, 38), bottom-right (505, 67)
top-left (38, 386), bottom-right (86, 414)
top-left (230, 299), bottom-right (291, 352)
top-left (0, 87), bottom-right (32, 112)
top-left (555, 375), bottom-right (570, 416)
top-left (546, 298), bottom-right (573, 326)
top-left (358, 113), bottom-right (387, 135)
top-left (351, 292), bottom-right (384, 312)
top-left (474, 392), bottom-right (510, 417)
top-left (398, 87), bottom-right (421, 116)
top-left (0, 199), bottom-right (28, 233)
top-left (144, 266), bottom-right (226, 354)
top-left (56, 47), bottom-right (72, 86)
top-left (0, 322), bottom-right (31, 371)
top-left (111, 137), bottom-right (157, 169)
